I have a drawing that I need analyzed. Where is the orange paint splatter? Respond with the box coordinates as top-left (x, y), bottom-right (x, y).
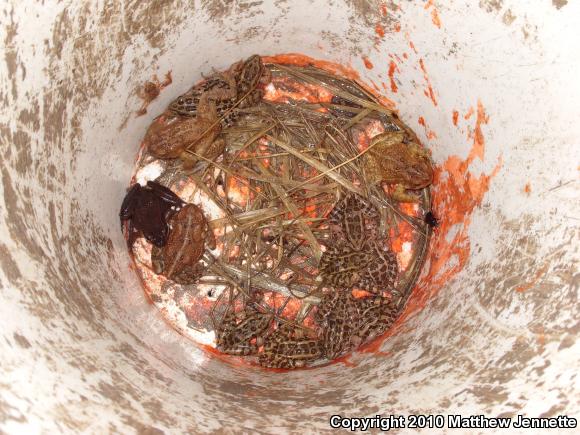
top-left (431, 9), bottom-right (441, 28)
top-left (380, 3), bottom-right (388, 16)
top-left (464, 106), bottom-right (474, 119)
top-left (388, 60), bottom-right (399, 93)
top-left (403, 53), bottom-right (409, 59)
top-left (452, 110), bottom-right (459, 126)
top-left (417, 116), bottom-right (437, 140)
top-left (394, 23), bottom-right (402, 32)
top-left (363, 56), bottom-right (374, 69)
top-left (419, 58), bottom-right (438, 106)
top-left (359, 337), bottom-right (390, 356)
top-left (524, 183), bottom-right (531, 194)
top-left (385, 100), bottom-right (502, 339)
top-left (424, 0), bottom-right (442, 28)
top-left (515, 264), bottom-right (548, 293)
top-left (375, 23), bottom-right (385, 37)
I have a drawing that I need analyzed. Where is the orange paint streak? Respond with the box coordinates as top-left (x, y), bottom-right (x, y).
top-left (380, 3), bottom-right (388, 16)
top-left (419, 58), bottom-right (438, 106)
top-left (452, 110), bottom-right (459, 126)
top-left (417, 116), bottom-right (437, 140)
top-left (464, 106), bottom-right (474, 119)
top-left (363, 56), bottom-right (374, 69)
top-left (359, 337), bottom-right (390, 356)
top-left (424, 0), bottom-right (441, 28)
top-left (431, 9), bottom-right (441, 28)
top-left (375, 23), bottom-right (385, 37)
top-left (409, 41), bottom-right (418, 54)
top-left (472, 101), bottom-right (489, 160)
top-left (394, 23), bottom-right (402, 32)
top-left (334, 354), bottom-right (357, 367)
top-left (388, 60), bottom-right (399, 93)
top-left (515, 264), bottom-right (549, 293)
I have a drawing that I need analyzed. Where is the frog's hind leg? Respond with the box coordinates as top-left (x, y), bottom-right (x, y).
top-left (391, 184), bottom-right (421, 203)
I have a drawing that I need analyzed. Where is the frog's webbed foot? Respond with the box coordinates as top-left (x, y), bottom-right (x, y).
top-left (119, 183), bottom-right (141, 222)
top-left (391, 184), bottom-right (420, 203)
top-left (146, 181), bottom-right (185, 208)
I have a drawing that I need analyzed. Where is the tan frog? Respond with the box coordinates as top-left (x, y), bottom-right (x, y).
top-left (365, 130), bottom-right (433, 202)
top-left (151, 203), bottom-right (216, 285)
top-left (145, 95), bottom-right (225, 169)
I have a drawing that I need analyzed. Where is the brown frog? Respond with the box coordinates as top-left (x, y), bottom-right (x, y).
top-left (145, 95), bottom-right (225, 168)
top-left (259, 323), bottom-right (322, 369)
top-left (319, 194), bottom-right (399, 293)
top-left (151, 203), bottom-right (216, 285)
top-left (365, 130), bottom-right (434, 202)
top-left (214, 306), bottom-right (273, 356)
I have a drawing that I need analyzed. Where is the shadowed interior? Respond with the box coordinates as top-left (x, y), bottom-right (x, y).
top-left (1, 1), bottom-right (578, 433)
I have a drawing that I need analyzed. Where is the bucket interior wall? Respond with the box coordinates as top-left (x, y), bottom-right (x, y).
top-left (1, 1), bottom-right (579, 432)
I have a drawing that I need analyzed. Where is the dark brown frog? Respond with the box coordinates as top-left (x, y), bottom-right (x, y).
top-left (119, 181), bottom-right (185, 249)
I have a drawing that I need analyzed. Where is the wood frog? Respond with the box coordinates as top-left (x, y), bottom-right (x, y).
top-left (151, 203), bottom-right (216, 285)
top-left (365, 130), bottom-right (434, 202)
top-left (258, 323), bottom-right (322, 369)
top-left (119, 181), bottom-right (185, 249)
top-left (145, 95), bottom-right (225, 168)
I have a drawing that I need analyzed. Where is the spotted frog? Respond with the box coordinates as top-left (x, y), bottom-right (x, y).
top-left (319, 194), bottom-right (398, 293)
top-left (365, 130), bottom-right (434, 202)
top-left (350, 296), bottom-right (400, 347)
top-left (315, 291), bottom-right (361, 359)
top-left (259, 324), bottom-right (322, 369)
top-left (316, 291), bottom-right (401, 359)
top-left (151, 203), bottom-right (216, 285)
top-left (214, 306), bottom-right (273, 356)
